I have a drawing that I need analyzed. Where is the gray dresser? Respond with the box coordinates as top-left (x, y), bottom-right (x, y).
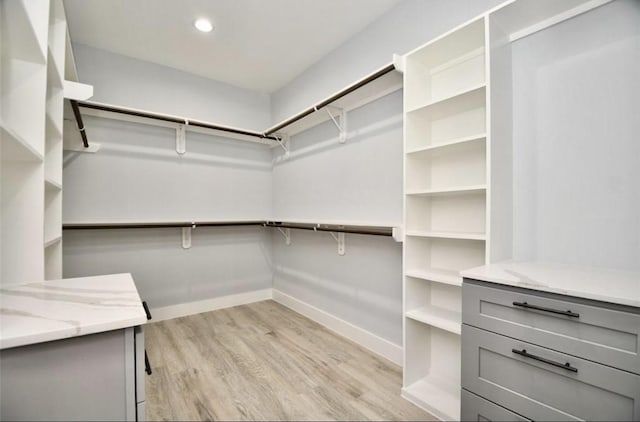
top-left (461, 277), bottom-right (640, 421)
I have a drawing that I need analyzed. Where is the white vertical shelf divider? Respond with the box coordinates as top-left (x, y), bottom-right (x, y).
top-left (1, 0), bottom-right (69, 284)
top-left (401, 16), bottom-right (489, 421)
top-left (44, 0), bottom-right (66, 280)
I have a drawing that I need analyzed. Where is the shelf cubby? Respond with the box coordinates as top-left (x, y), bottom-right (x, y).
top-left (405, 277), bottom-right (461, 334)
top-left (406, 191), bottom-right (486, 234)
top-left (405, 17), bottom-right (485, 112)
top-left (44, 237), bottom-right (62, 280)
top-left (405, 236), bottom-right (485, 275)
top-left (403, 319), bottom-right (461, 420)
top-left (406, 138), bottom-right (486, 192)
top-left (405, 269), bottom-right (462, 287)
top-left (406, 86), bottom-right (486, 152)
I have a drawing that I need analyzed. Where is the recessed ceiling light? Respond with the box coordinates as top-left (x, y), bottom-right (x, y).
top-left (194, 18), bottom-right (213, 33)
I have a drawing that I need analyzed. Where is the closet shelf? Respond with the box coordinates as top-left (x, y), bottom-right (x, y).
top-left (47, 48), bottom-right (64, 90)
top-left (405, 305), bottom-right (461, 335)
top-left (44, 235), bottom-right (62, 248)
top-left (62, 220), bottom-right (397, 238)
top-left (406, 83), bottom-right (486, 114)
top-left (46, 109), bottom-right (63, 140)
top-left (406, 133), bottom-right (486, 155)
top-left (265, 63), bottom-right (401, 137)
top-left (406, 185), bottom-right (486, 197)
top-left (405, 268), bottom-right (462, 286)
top-left (45, 178), bottom-right (62, 191)
top-left (1, 0), bottom-right (47, 65)
top-left (0, 124), bottom-right (44, 162)
top-left (406, 230), bottom-right (485, 241)
top-left (70, 63), bottom-right (401, 149)
top-left (402, 375), bottom-right (460, 421)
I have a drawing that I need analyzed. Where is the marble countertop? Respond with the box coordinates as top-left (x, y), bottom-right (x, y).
top-left (0, 273), bottom-right (147, 350)
top-left (461, 261), bottom-right (640, 308)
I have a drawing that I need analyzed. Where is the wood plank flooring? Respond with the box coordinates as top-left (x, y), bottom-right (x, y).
top-left (145, 300), bottom-right (435, 421)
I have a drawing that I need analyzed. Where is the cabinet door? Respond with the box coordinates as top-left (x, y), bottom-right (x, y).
top-left (462, 280), bottom-right (640, 374)
top-left (0, 330), bottom-right (130, 421)
top-left (461, 389), bottom-right (529, 421)
top-left (462, 325), bottom-right (640, 421)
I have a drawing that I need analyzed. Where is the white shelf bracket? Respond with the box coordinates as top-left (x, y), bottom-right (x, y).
top-left (325, 106), bottom-right (347, 143)
top-left (181, 225), bottom-right (194, 249)
top-left (329, 232), bottom-right (346, 256)
top-left (276, 227), bottom-right (291, 245)
top-left (176, 120), bottom-right (188, 155)
top-left (273, 134), bottom-right (290, 157)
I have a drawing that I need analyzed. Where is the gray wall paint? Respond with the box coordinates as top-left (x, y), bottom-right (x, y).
top-left (271, 91), bottom-right (403, 345)
top-left (63, 227), bottom-right (272, 308)
top-left (73, 44), bottom-right (271, 130)
top-left (272, 90), bottom-right (403, 223)
top-left (270, 0), bottom-right (503, 123)
top-left (62, 116), bottom-right (274, 309)
top-left (63, 116), bottom-right (272, 222)
top-left (272, 231), bottom-right (403, 345)
top-left (511, 0), bottom-right (640, 271)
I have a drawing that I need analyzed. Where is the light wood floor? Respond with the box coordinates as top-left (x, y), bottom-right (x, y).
top-left (145, 300), bottom-right (435, 421)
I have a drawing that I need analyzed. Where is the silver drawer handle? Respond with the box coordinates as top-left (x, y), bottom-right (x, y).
top-left (512, 348), bottom-right (578, 373)
top-left (512, 301), bottom-right (580, 318)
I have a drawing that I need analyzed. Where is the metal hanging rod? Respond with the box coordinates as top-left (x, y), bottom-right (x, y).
top-left (76, 101), bottom-right (281, 142)
top-left (69, 99), bottom-right (89, 148)
top-left (264, 63), bottom-right (397, 136)
top-left (62, 220), bottom-right (394, 237)
top-left (63, 221), bottom-right (265, 230)
top-left (263, 222), bottom-right (393, 237)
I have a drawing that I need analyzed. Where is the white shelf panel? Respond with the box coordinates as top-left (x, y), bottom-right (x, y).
top-left (405, 305), bottom-right (461, 335)
top-left (45, 178), bottom-right (62, 191)
top-left (267, 65), bottom-right (402, 137)
top-left (45, 107), bottom-right (63, 140)
top-left (407, 84), bottom-right (486, 115)
top-left (44, 235), bottom-right (62, 248)
top-left (47, 48), bottom-right (64, 91)
top-left (406, 133), bottom-right (486, 155)
top-left (0, 0), bottom-right (48, 65)
top-left (406, 184), bottom-right (486, 197)
top-left (402, 375), bottom-right (460, 421)
top-left (406, 230), bottom-right (486, 241)
top-left (1, 124), bottom-right (44, 162)
top-left (405, 268), bottom-right (462, 287)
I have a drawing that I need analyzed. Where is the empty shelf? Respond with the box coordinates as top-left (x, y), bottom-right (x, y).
top-left (405, 268), bottom-right (462, 286)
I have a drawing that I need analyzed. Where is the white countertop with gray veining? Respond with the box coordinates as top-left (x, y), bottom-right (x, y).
top-left (461, 261), bottom-right (640, 308)
top-left (0, 273), bottom-right (147, 350)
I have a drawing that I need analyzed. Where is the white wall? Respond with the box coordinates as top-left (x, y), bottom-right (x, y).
top-left (511, 0), bottom-right (640, 271)
top-left (271, 0), bottom-right (503, 123)
top-left (73, 43), bottom-right (271, 130)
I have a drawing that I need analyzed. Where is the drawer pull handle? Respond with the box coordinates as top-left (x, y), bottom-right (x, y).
top-left (512, 301), bottom-right (579, 318)
top-left (512, 348), bottom-right (578, 373)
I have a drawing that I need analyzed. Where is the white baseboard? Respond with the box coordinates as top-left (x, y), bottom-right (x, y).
top-left (150, 288), bottom-right (273, 322)
top-left (272, 289), bottom-right (402, 366)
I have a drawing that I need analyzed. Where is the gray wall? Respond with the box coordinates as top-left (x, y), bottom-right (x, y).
top-left (271, 91), bottom-right (403, 344)
top-left (73, 44), bottom-right (271, 130)
top-left (63, 115), bottom-right (274, 308)
top-left (271, 0), bottom-right (503, 123)
top-left (511, 0), bottom-right (640, 271)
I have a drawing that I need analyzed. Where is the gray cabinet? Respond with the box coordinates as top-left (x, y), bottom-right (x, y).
top-left (0, 326), bottom-right (145, 421)
top-left (461, 279), bottom-right (640, 421)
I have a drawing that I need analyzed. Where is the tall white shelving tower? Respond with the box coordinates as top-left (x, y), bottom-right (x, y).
top-left (401, 17), bottom-right (489, 421)
top-left (1, 0), bottom-right (67, 285)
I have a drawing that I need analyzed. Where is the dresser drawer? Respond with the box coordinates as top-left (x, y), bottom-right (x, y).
top-left (461, 389), bottom-right (529, 421)
top-left (462, 325), bottom-right (640, 421)
top-left (462, 280), bottom-right (640, 374)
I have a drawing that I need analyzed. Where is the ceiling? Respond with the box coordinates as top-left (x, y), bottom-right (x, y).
top-left (63, 0), bottom-right (401, 94)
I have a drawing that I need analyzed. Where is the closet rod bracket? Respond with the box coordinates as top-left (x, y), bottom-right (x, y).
top-left (182, 225), bottom-right (194, 249)
top-left (324, 106), bottom-right (347, 143)
top-left (276, 227), bottom-right (291, 245)
top-left (329, 231), bottom-right (346, 256)
top-left (176, 120), bottom-right (188, 154)
top-left (273, 134), bottom-right (290, 157)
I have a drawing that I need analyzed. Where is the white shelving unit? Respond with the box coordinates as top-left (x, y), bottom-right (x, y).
top-left (401, 16), bottom-right (488, 421)
top-left (1, 0), bottom-right (68, 284)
